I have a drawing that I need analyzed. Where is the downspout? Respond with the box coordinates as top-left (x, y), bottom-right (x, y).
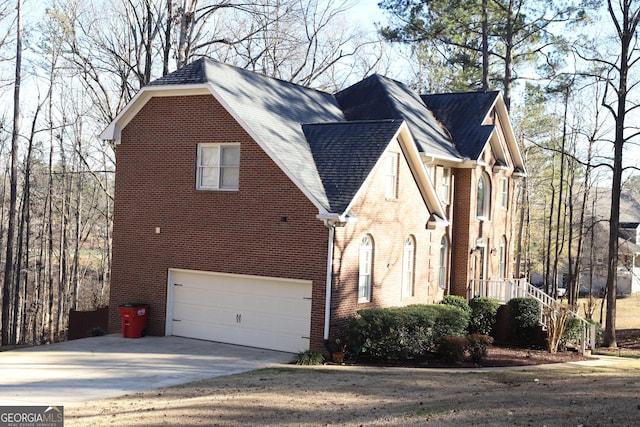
top-left (323, 223), bottom-right (335, 355)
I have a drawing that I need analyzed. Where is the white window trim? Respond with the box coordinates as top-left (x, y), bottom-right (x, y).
top-left (385, 152), bottom-right (399, 199)
top-left (476, 173), bottom-right (490, 220)
top-left (438, 236), bottom-right (449, 290)
top-left (401, 236), bottom-right (415, 297)
top-left (500, 177), bottom-right (508, 209)
top-left (358, 235), bottom-right (373, 303)
top-left (196, 143), bottom-right (240, 190)
top-left (442, 167), bottom-right (451, 205)
top-left (499, 237), bottom-right (507, 278)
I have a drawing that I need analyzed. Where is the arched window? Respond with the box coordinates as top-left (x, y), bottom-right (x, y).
top-left (499, 236), bottom-right (507, 278)
top-left (476, 173), bottom-right (490, 219)
top-left (358, 235), bottom-right (373, 303)
top-left (401, 236), bottom-right (415, 297)
top-left (438, 236), bottom-right (449, 290)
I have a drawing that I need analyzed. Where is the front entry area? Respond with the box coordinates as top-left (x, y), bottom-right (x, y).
top-left (166, 269), bottom-right (312, 353)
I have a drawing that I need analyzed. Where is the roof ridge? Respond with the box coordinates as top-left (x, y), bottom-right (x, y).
top-left (302, 119), bottom-right (401, 126)
top-left (200, 57), bottom-right (334, 97)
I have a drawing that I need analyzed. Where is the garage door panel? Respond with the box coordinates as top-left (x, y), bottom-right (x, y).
top-left (169, 270), bottom-right (312, 353)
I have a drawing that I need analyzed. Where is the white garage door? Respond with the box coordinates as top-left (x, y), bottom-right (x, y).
top-left (167, 269), bottom-right (312, 353)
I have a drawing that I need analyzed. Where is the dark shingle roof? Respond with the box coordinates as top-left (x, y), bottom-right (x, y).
top-left (303, 120), bottom-right (403, 212)
top-left (335, 75), bottom-right (460, 159)
top-left (148, 59), bottom-right (210, 86)
top-left (141, 59), bottom-right (510, 215)
top-left (422, 91), bottom-right (499, 159)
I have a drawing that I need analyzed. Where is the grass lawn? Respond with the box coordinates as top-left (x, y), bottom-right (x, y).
top-left (576, 293), bottom-right (640, 329)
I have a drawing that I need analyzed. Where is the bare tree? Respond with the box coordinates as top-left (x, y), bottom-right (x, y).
top-left (598, 0), bottom-right (640, 348)
top-left (2, 0), bottom-right (22, 346)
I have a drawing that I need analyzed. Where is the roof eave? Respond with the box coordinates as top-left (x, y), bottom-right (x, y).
top-left (316, 212), bottom-right (358, 227)
top-left (398, 123), bottom-right (449, 224)
top-left (100, 84), bottom-right (213, 143)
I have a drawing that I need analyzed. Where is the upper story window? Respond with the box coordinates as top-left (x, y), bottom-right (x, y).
top-left (442, 167), bottom-right (451, 205)
top-left (425, 164), bottom-right (435, 181)
top-left (384, 152), bottom-right (399, 199)
top-left (500, 177), bottom-right (508, 209)
top-left (476, 173), bottom-right (490, 219)
top-left (358, 235), bottom-right (374, 303)
top-left (197, 143), bottom-right (240, 190)
top-left (499, 236), bottom-right (507, 278)
top-left (438, 235), bottom-right (449, 290)
top-left (401, 235), bottom-right (415, 297)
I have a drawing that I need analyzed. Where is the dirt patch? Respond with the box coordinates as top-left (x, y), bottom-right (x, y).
top-left (65, 335), bottom-right (640, 427)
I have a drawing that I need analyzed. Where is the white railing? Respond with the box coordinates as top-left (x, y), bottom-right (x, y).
top-left (468, 279), bottom-right (596, 354)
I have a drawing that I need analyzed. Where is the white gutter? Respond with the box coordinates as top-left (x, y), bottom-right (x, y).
top-left (323, 224), bottom-right (335, 344)
top-left (319, 215), bottom-right (352, 351)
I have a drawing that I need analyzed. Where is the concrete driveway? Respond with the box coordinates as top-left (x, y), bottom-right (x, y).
top-left (0, 334), bottom-right (292, 406)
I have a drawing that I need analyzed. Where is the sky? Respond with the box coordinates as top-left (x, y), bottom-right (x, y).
top-left (350, 0), bottom-right (387, 30)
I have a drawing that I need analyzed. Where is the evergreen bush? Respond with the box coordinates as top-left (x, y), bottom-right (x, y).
top-left (469, 297), bottom-right (500, 335)
top-left (440, 295), bottom-right (472, 316)
top-left (346, 304), bottom-right (469, 361)
top-left (508, 297), bottom-right (541, 346)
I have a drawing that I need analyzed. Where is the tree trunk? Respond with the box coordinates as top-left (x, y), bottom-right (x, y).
top-left (551, 87), bottom-right (569, 299)
top-left (2, 0), bottom-right (22, 346)
top-left (502, 0), bottom-right (515, 111)
top-left (481, 0), bottom-right (489, 91)
top-left (163, 0), bottom-right (173, 76)
top-left (602, 0), bottom-right (640, 347)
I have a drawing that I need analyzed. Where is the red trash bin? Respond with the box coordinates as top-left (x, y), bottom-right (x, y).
top-left (118, 304), bottom-right (149, 338)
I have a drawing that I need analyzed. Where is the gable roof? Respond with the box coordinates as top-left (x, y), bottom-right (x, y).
top-left (303, 120), bottom-right (404, 213)
top-left (335, 75), bottom-right (460, 161)
top-left (421, 91), bottom-right (498, 160)
top-left (106, 59), bottom-right (346, 214)
top-left (102, 58), bottom-right (525, 222)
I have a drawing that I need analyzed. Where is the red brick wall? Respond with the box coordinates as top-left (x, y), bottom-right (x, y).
top-left (450, 168), bottom-right (472, 297)
top-left (330, 138), bottom-right (447, 335)
top-left (449, 148), bottom-right (516, 298)
top-left (110, 95), bottom-right (329, 350)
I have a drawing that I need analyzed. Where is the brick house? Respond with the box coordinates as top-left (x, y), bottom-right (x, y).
top-left (101, 58), bottom-right (525, 353)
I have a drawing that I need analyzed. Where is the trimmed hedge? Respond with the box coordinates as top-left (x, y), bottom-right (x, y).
top-left (440, 295), bottom-right (471, 316)
top-left (468, 297), bottom-right (500, 335)
top-left (508, 297), bottom-right (541, 346)
top-left (346, 304), bottom-right (469, 361)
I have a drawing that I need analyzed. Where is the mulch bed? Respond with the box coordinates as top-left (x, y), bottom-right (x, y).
top-left (477, 344), bottom-right (592, 367)
top-left (339, 344), bottom-right (593, 369)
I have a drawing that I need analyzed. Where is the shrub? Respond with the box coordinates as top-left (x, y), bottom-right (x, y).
top-left (546, 305), bottom-right (570, 353)
top-left (466, 334), bottom-right (494, 363)
top-left (440, 295), bottom-right (471, 316)
top-left (437, 336), bottom-right (467, 362)
top-left (560, 314), bottom-right (583, 351)
top-left (346, 304), bottom-right (469, 361)
top-left (562, 317), bottom-right (603, 349)
top-left (293, 350), bottom-right (324, 365)
top-left (508, 297), bottom-right (541, 346)
top-left (469, 297), bottom-right (500, 335)
top-left (432, 304), bottom-right (469, 341)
